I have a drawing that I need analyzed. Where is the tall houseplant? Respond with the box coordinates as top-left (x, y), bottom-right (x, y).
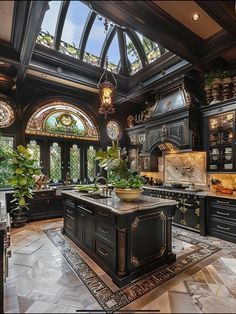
top-left (0, 145), bottom-right (40, 227)
top-left (96, 141), bottom-right (145, 201)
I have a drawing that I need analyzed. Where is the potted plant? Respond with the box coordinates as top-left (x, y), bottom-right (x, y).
top-left (96, 141), bottom-right (145, 201)
top-left (0, 145), bottom-right (41, 227)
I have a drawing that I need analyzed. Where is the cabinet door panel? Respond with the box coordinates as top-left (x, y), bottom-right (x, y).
top-left (130, 212), bottom-right (166, 269)
top-left (76, 210), bottom-right (83, 244)
top-left (83, 214), bottom-right (94, 251)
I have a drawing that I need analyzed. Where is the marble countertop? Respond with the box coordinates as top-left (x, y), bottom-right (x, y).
top-left (62, 191), bottom-right (177, 215)
top-left (143, 185), bottom-right (236, 200)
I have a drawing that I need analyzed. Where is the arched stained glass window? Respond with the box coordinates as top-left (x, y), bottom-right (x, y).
top-left (25, 102), bottom-right (99, 141)
top-left (70, 144), bottom-right (80, 182)
top-left (27, 140), bottom-right (41, 168)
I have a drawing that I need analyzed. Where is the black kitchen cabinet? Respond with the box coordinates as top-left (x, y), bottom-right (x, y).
top-left (207, 197), bottom-right (236, 243)
top-left (6, 190), bottom-right (63, 223)
top-left (62, 192), bottom-right (176, 287)
top-left (143, 188), bottom-right (205, 234)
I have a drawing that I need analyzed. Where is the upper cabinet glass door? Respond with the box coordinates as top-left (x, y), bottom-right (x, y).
top-left (208, 112), bottom-right (235, 172)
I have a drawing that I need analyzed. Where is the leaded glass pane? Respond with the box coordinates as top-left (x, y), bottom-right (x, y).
top-left (50, 142), bottom-right (61, 183)
top-left (87, 146), bottom-right (96, 181)
top-left (0, 135), bottom-right (14, 150)
top-left (27, 140), bottom-right (41, 168)
top-left (136, 32), bottom-right (161, 64)
top-left (126, 33), bottom-right (142, 74)
top-left (70, 144), bottom-right (80, 182)
top-left (37, 1), bottom-right (61, 48)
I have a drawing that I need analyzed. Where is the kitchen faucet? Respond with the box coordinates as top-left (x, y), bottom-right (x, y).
top-left (95, 176), bottom-right (108, 187)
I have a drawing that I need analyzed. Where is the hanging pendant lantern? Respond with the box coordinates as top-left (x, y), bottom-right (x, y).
top-left (97, 18), bottom-right (117, 119)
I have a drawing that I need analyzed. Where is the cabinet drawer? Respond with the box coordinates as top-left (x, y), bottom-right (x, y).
top-left (65, 206), bottom-right (76, 219)
top-left (95, 208), bottom-right (115, 223)
top-left (209, 205), bottom-right (236, 221)
top-left (210, 218), bottom-right (236, 236)
top-left (209, 197), bottom-right (236, 209)
top-left (65, 216), bottom-right (75, 234)
top-left (33, 190), bottom-right (54, 198)
top-left (95, 238), bottom-right (114, 267)
top-left (95, 220), bottom-right (115, 244)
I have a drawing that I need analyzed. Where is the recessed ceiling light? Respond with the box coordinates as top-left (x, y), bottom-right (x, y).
top-left (0, 61), bottom-right (5, 65)
top-left (192, 13), bottom-right (200, 21)
top-left (41, 73), bottom-right (47, 77)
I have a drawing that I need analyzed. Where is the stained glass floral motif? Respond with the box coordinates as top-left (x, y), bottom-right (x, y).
top-left (106, 120), bottom-right (122, 140)
top-left (50, 142), bottom-right (61, 183)
top-left (0, 135), bottom-right (14, 149)
top-left (25, 102), bottom-right (99, 141)
top-left (27, 140), bottom-right (41, 168)
top-left (0, 101), bottom-right (15, 128)
top-left (87, 146), bottom-right (96, 181)
top-left (70, 144), bottom-right (80, 182)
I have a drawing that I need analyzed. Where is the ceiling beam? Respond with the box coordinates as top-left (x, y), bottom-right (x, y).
top-left (87, 1), bottom-right (205, 68)
top-left (196, 1), bottom-right (236, 37)
top-left (53, 0), bottom-right (70, 50)
top-left (79, 11), bottom-right (96, 60)
top-left (15, 0), bottom-right (49, 104)
top-left (117, 28), bottom-right (129, 76)
top-left (125, 29), bottom-right (148, 68)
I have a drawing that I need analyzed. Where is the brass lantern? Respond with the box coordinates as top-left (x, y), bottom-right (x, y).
top-left (97, 18), bottom-right (117, 119)
top-left (98, 80), bottom-right (116, 117)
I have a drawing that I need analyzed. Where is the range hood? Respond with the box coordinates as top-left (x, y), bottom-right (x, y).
top-left (127, 76), bottom-right (202, 155)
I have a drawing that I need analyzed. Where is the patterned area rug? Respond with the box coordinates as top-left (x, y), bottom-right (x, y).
top-left (44, 229), bottom-right (221, 312)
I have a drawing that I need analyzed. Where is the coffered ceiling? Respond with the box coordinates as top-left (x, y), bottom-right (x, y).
top-left (154, 1), bottom-right (223, 39)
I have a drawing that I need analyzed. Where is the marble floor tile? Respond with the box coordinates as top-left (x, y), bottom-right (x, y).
top-left (5, 218), bottom-right (236, 313)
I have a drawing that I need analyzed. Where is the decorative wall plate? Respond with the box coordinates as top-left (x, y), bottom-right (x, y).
top-left (106, 120), bottom-right (122, 140)
top-left (0, 100), bottom-right (15, 128)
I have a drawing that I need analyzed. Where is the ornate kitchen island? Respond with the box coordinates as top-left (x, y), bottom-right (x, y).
top-left (62, 191), bottom-right (177, 287)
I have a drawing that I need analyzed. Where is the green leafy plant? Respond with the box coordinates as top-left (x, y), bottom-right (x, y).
top-left (0, 145), bottom-right (41, 210)
top-left (96, 141), bottom-right (145, 189)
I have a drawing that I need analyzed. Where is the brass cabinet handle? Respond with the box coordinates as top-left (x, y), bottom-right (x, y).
top-left (98, 211), bottom-right (108, 217)
top-left (184, 203), bottom-right (193, 207)
top-left (216, 211), bottom-right (230, 216)
top-left (216, 200), bottom-right (229, 205)
top-left (66, 209), bottom-right (74, 214)
top-left (98, 247), bottom-right (108, 256)
top-left (81, 213), bottom-right (85, 217)
top-left (100, 226), bottom-right (109, 234)
top-left (217, 225), bottom-right (230, 231)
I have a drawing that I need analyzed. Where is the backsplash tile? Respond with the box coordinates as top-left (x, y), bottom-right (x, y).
top-left (164, 152), bottom-right (207, 185)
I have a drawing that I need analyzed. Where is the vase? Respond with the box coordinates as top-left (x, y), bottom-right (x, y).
top-left (222, 77), bottom-right (232, 100)
top-left (210, 78), bottom-right (221, 104)
top-left (114, 188), bottom-right (143, 202)
top-left (232, 76), bottom-right (236, 98)
top-left (204, 84), bottom-right (212, 105)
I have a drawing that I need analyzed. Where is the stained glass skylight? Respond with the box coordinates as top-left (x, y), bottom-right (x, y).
top-left (37, 1), bottom-right (166, 76)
